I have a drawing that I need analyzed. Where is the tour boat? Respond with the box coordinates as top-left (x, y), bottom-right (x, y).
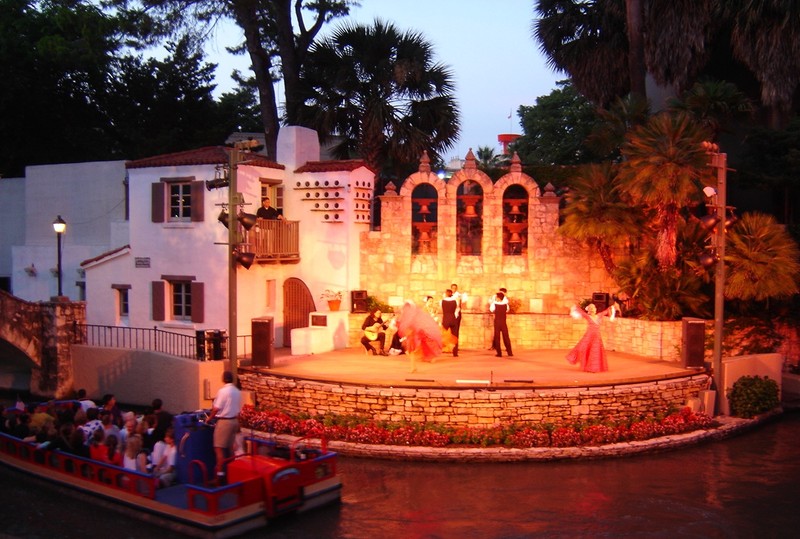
top-left (0, 410), bottom-right (341, 538)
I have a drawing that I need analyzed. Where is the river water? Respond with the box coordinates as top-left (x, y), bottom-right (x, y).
top-left (2, 413), bottom-right (799, 538)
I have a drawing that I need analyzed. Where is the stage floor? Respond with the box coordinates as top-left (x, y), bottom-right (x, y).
top-left (248, 347), bottom-right (705, 389)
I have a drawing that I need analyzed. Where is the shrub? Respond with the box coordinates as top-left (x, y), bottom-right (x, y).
top-left (727, 375), bottom-right (780, 418)
top-left (239, 405), bottom-right (718, 449)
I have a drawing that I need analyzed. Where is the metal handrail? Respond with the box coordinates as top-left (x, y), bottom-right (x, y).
top-left (73, 323), bottom-right (201, 359)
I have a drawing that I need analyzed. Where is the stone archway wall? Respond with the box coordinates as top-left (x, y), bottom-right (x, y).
top-left (362, 153), bottom-right (616, 315)
top-left (0, 290), bottom-right (85, 397)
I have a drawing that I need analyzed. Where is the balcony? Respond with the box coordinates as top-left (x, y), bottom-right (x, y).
top-left (247, 218), bottom-right (300, 263)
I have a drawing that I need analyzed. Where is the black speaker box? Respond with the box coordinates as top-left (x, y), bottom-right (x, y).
top-left (351, 290), bottom-right (368, 313)
top-left (681, 317), bottom-right (706, 368)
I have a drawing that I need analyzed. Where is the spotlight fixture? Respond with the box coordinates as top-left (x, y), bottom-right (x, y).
top-left (237, 212), bottom-right (257, 231)
top-left (234, 249), bottom-right (255, 269)
top-left (218, 209), bottom-right (230, 229)
top-left (699, 250), bottom-right (717, 268)
top-left (206, 165), bottom-right (230, 190)
top-left (699, 214), bottom-right (721, 232)
top-left (206, 177), bottom-right (230, 190)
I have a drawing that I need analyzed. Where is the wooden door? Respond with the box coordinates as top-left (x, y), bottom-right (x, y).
top-left (283, 278), bottom-right (316, 346)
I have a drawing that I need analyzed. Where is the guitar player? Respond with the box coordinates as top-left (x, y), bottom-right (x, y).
top-left (360, 308), bottom-right (389, 356)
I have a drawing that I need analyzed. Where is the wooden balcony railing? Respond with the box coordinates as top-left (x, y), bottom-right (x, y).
top-left (245, 219), bottom-right (300, 262)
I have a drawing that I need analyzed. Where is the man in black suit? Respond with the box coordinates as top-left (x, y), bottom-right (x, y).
top-left (490, 292), bottom-right (513, 358)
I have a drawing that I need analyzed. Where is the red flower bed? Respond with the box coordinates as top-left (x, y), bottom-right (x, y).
top-left (239, 405), bottom-right (717, 449)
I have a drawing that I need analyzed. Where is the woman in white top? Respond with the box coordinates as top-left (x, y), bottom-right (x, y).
top-left (122, 434), bottom-right (149, 473)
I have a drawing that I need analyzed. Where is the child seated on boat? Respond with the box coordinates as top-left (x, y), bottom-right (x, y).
top-left (151, 427), bottom-right (177, 487)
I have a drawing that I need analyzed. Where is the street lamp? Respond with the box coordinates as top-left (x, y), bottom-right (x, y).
top-left (52, 215), bottom-right (67, 298)
top-left (701, 142), bottom-right (727, 414)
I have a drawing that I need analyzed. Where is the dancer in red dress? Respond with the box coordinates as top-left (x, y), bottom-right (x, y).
top-left (396, 300), bottom-right (443, 372)
top-left (566, 303), bottom-right (615, 372)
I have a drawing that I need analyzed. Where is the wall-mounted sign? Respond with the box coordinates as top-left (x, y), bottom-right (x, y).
top-left (135, 257), bottom-right (151, 268)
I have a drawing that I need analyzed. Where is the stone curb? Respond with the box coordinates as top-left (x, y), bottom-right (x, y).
top-left (245, 409), bottom-right (782, 462)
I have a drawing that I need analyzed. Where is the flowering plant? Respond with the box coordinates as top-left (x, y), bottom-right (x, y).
top-left (240, 405), bottom-right (717, 449)
top-left (320, 289), bottom-right (343, 301)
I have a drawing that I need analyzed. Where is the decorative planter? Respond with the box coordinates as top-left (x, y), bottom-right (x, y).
top-left (327, 299), bottom-right (341, 311)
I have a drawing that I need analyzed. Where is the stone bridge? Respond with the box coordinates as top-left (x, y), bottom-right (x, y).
top-left (0, 290), bottom-right (85, 397)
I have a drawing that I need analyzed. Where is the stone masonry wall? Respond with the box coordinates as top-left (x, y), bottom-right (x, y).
top-left (359, 152), bottom-right (618, 316)
top-left (347, 312), bottom-right (685, 361)
top-left (240, 372), bottom-right (711, 426)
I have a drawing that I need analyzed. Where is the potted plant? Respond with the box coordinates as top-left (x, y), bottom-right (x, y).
top-left (320, 289), bottom-right (343, 311)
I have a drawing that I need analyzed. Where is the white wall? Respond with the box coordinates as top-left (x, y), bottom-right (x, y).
top-left (6, 160), bottom-right (127, 302)
top-left (0, 177), bottom-right (25, 280)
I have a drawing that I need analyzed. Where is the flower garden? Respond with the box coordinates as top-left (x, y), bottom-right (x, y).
top-left (240, 405), bottom-right (717, 449)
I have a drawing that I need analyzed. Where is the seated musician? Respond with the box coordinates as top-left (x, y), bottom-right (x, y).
top-left (361, 308), bottom-right (389, 356)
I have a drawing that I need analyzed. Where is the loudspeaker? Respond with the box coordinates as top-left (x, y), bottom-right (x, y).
top-left (591, 292), bottom-right (609, 312)
top-left (351, 290), bottom-right (368, 313)
top-left (682, 317), bottom-right (706, 368)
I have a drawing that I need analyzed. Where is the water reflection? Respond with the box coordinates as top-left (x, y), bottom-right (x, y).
top-left (2, 414), bottom-right (799, 538)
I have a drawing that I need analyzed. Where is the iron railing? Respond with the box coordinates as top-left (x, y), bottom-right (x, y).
top-left (73, 323), bottom-right (201, 359)
top-left (72, 323), bottom-right (254, 361)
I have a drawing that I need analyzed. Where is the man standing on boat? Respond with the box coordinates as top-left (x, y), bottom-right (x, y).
top-left (208, 371), bottom-right (242, 484)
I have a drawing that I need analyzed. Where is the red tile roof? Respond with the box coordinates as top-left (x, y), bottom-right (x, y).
top-left (295, 159), bottom-right (374, 173)
top-left (80, 245), bottom-right (130, 267)
top-left (125, 146), bottom-right (284, 170)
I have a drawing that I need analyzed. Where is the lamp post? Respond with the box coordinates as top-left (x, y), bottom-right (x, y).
top-left (52, 215), bottom-right (66, 298)
top-left (705, 144), bottom-right (727, 414)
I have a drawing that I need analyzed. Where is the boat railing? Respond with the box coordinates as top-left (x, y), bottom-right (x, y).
top-left (0, 432), bottom-right (262, 516)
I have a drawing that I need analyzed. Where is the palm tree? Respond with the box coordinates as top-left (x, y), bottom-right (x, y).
top-left (559, 162), bottom-right (644, 273)
top-left (534, 0), bottom-right (630, 106)
top-left (475, 146), bottom-right (501, 168)
top-left (725, 212), bottom-right (800, 302)
top-left (666, 79), bottom-right (754, 139)
top-left (726, 0), bottom-right (800, 129)
top-left (297, 19), bottom-right (460, 181)
top-left (585, 93), bottom-right (650, 161)
top-left (619, 112), bottom-right (713, 268)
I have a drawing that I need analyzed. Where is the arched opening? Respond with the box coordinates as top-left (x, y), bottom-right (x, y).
top-left (457, 180), bottom-right (483, 255)
top-left (503, 185), bottom-right (528, 255)
top-left (411, 184), bottom-right (438, 254)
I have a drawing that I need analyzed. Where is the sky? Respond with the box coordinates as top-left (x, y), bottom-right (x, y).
top-left (205, 0), bottom-right (562, 160)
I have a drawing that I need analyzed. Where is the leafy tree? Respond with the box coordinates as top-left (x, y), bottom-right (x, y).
top-left (102, 36), bottom-right (226, 158)
top-left (0, 0), bottom-right (121, 176)
top-left (511, 80), bottom-right (600, 165)
top-left (297, 19), bottom-right (460, 183)
top-left (108, 0), bottom-right (353, 159)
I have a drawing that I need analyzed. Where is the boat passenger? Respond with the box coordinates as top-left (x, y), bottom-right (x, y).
top-left (79, 407), bottom-right (103, 445)
top-left (151, 427), bottom-right (177, 487)
top-left (123, 434), bottom-right (149, 473)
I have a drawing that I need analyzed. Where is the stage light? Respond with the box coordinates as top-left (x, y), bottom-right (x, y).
top-left (699, 250), bottom-right (717, 268)
top-left (235, 250), bottom-right (255, 269)
top-left (699, 214), bottom-right (720, 231)
top-left (237, 212), bottom-right (257, 231)
top-left (218, 209), bottom-right (230, 229)
top-left (206, 177), bottom-right (230, 190)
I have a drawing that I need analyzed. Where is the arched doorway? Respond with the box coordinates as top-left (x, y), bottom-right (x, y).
top-left (282, 278), bottom-right (316, 347)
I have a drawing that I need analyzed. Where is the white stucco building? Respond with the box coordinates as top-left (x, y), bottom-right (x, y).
top-left (79, 127), bottom-right (373, 348)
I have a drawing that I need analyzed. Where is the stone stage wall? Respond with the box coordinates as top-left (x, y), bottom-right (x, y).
top-left (239, 371), bottom-right (712, 426)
